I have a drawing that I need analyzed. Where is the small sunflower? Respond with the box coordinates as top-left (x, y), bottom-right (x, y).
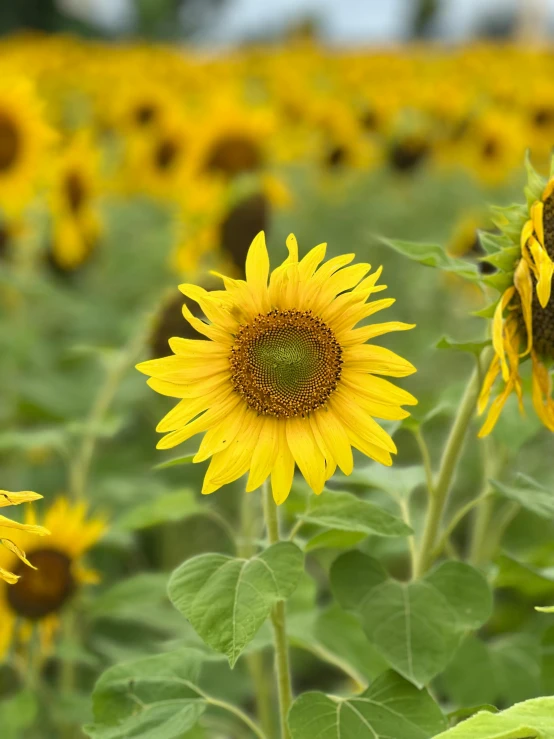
top-left (48, 131), bottom-right (102, 272)
top-left (0, 490), bottom-right (49, 585)
top-left (0, 498), bottom-right (104, 656)
top-left (477, 156), bottom-right (554, 435)
top-left (0, 75), bottom-right (54, 216)
top-left (138, 232), bottom-right (417, 503)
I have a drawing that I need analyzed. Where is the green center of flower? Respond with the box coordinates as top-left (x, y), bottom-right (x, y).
top-left (7, 549), bottom-right (76, 620)
top-left (231, 309), bottom-right (342, 417)
top-left (0, 113), bottom-right (19, 172)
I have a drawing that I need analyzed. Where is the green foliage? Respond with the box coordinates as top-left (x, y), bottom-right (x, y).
top-left (299, 489), bottom-right (412, 538)
top-left (167, 542), bottom-right (304, 666)
top-left (288, 671), bottom-right (447, 738)
top-left (434, 696), bottom-right (554, 738)
top-left (85, 650), bottom-right (206, 738)
top-left (380, 237), bottom-right (481, 281)
top-left (331, 553), bottom-right (492, 687)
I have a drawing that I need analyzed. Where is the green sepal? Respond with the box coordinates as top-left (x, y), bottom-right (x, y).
top-left (380, 237), bottom-right (480, 282)
top-left (479, 246), bottom-right (519, 271)
top-left (477, 230), bottom-right (511, 254)
top-left (472, 300), bottom-right (498, 318)
top-left (482, 272), bottom-right (513, 292)
top-left (525, 149), bottom-right (546, 206)
top-left (490, 203), bottom-right (528, 227)
top-left (436, 336), bottom-right (491, 355)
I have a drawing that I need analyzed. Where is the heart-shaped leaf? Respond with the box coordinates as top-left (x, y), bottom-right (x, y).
top-left (84, 649), bottom-right (205, 739)
top-left (300, 490), bottom-right (411, 538)
top-left (168, 542), bottom-right (303, 666)
top-left (288, 670), bottom-right (446, 739)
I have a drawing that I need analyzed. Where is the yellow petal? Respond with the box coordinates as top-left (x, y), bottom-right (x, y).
top-left (330, 391), bottom-right (397, 454)
top-left (1, 538), bottom-right (36, 569)
top-left (341, 372), bottom-right (418, 407)
top-left (314, 408), bottom-right (353, 476)
top-left (513, 259), bottom-right (533, 355)
top-left (245, 231), bottom-right (270, 298)
top-left (0, 568), bottom-right (19, 584)
top-left (157, 393), bottom-right (241, 449)
top-left (529, 236), bottom-right (554, 309)
top-left (0, 491), bottom-right (42, 508)
top-left (339, 322), bottom-right (415, 345)
top-left (246, 417), bottom-right (279, 492)
top-left (194, 403), bottom-right (248, 463)
top-left (298, 242), bottom-right (327, 280)
top-left (492, 286), bottom-right (516, 382)
top-left (0, 516), bottom-right (49, 536)
top-left (271, 424), bottom-right (295, 505)
top-left (477, 356), bottom-right (501, 416)
top-left (182, 303), bottom-right (233, 344)
top-left (285, 417), bottom-right (325, 495)
top-left (345, 426), bottom-right (392, 466)
top-left (478, 378), bottom-right (515, 437)
top-left (343, 344), bottom-right (416, 377)
top-left (531, 204), bottom-right (544, 246)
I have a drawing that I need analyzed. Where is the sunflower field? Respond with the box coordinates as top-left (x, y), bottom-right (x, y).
top-left (5, 26), bottom-right (554, 739)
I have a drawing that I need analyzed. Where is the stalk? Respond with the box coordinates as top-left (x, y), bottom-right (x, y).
top-left (414, 355), bottom-right (487, 577)
top-left (263, 482), bottom-right (293, 739)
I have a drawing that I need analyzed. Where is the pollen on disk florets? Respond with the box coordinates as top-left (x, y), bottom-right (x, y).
top-left (230, 309), bottom-right (343, 417)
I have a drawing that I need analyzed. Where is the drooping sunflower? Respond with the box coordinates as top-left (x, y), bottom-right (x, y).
top-left (0, 75), bottom-right (54, 216)
top-left (0, 498), bottom-right (104, 656)
top-left (477, 157), bottom-right (554, 435)
top-left (137, 232), bottom-right (417, 503)
top-left (48, 131), bottom-right (102, 272)
top-left (0, 490), bottom-right (49, 585)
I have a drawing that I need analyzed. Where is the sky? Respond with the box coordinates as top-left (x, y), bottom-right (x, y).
top-left (78, 0), bottom-right (554, 42)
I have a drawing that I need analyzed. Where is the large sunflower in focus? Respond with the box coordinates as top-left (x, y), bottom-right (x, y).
top-left (0, 498), bottom-right (104, 656)
top-left (138, 233), bottom-right (416, 503)
top-left (478, 157), bottom-right (554, 435)
top-left (0, 76), bottom-right (53, 216)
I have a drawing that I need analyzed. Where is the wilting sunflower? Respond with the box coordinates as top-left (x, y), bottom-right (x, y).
top-left (0, 75), bottom-right (54, 216)
top-left (0, 490), bottom-right (49, 585)
top-left (0, 498), bottom-right (104, 656)
top-left (477, 157), bottom-right (554, 435)
top-left (48, 131), bottom-right (102, 272)
top-left (137, 232), bottom-right (416, 503)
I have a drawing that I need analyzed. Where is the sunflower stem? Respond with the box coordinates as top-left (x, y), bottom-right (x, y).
top-left (239, 492), bottom-right (275, 739)
top-left (69, 319), bottom-right (148, 500)
top-left (414, 357), bottom-right (485, 577)
top-left (263, 481), bottom-right (293, 739)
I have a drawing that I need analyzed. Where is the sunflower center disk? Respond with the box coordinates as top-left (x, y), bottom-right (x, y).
top-left (0, 114), bottom-right (19, 171)
top-left (7, 549), bottom-right (76, 619)
top-left (231, 309), bottom-right (343, 417)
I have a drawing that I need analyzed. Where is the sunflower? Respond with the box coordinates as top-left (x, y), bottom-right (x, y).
top-left (477, 157), bottom-right (554, 435)
top-left (0, 490), bottom-right (49, 585)
top-left (48, 131), bottom-right (102, 272)
top-left (137, 232), bottom-right (417, 503)
top-left (0, 75), bottom-right (54, 216)
top-left (0, 498), bottom-right (104, 656)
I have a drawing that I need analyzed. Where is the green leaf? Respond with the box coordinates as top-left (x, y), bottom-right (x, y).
top-left (349, 464), bottom-right (426, 500)
top-left (0, 690), bottom-right (38, 739)
top-left (288, 670), bottom-right (446, 739)
top-left (440, 636), bottom-right (497, 708)
top-left (490, 475), bottom-right (554, 520)
top-left (330, 551), bottom-right (388, 611)
top-left (84, 649), bottom-right (206, 739)
top-left (447, 706), bottom-right (499, 727)
top-left (358, 579), bottom-right (458, 687)
top-left (154, 454), bottom-right (196, 470)
top-left (537, 605), bottom-right (554, 613)
top-left (495, 555), bottom-right (554, 600)
top-left (315, 606), bottom-right (389, 682)
top-left (426, 561), bottom-right (493, 630)
top-left (331, 555), bottom-right (492, 687)
top-left (168, 542), bottom-right (303, 666)
top-left (436, 336), bottom-right (491, 356)
top-left (300, 490), bottom-right (411, 538)
top-left (116, 490), bottom-right (200, 531)
top-left (304, 529), bottom-right (366, 553)
top-left (380, 237), bottom-right (481, 281)
top-left (433, 695), bottom-right (554, 738)
top-left (90, 574), bottom-right (169, 618)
